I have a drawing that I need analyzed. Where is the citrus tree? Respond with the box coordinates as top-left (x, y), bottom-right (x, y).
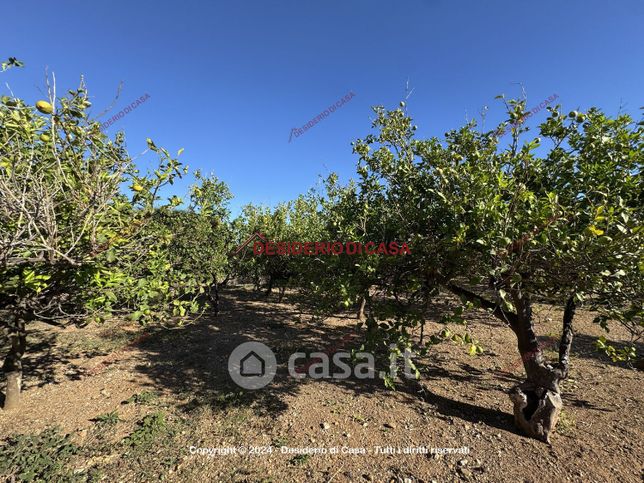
top-left (348, 99), bottom-right (642, 441)
top-left (231, 192), bottom-right (326, 302)
top-left (0, 79), bottom-right (207, 411)
top-left (153, 170), bottom-right (233, 315)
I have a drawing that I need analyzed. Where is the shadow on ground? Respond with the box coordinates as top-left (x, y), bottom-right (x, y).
top-left (128, 286), bottom-right (372, 419)
top-left (126, 286), bottom-right (523, 433)
top-left (0, 326), bottom-right (98, 393)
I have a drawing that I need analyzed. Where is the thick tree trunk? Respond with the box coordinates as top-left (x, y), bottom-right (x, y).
top-left (509, 292), bottom-right (574, 443)
top-left (3, 316), bottom-right (26, 411)
top-left (446, 283), bottom-right (575, 443)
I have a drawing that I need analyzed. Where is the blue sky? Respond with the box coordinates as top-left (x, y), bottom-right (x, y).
top-left (2, 0), bottom-right (642, 215)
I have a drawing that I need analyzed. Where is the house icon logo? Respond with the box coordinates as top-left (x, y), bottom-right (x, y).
top-left (228, 341), bottom-right (276, 389)
top-left (232, 232), bottom-right (267, 257)
top-left (240, 351), bottom-right (265, 377)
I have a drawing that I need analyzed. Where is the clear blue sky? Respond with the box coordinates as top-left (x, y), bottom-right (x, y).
top-left (2, 0), bottom-right (642, 214)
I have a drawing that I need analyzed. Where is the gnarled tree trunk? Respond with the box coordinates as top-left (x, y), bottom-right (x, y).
top-left (508, 292), bottom-right (575, 443)
top-left (447, 283), bottom-right (575, 443)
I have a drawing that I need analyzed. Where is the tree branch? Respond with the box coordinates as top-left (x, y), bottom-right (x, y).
top-left (446, 282), bottom-right (518, 331)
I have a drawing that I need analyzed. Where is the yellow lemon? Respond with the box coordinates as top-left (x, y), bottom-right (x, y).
top-left (36, 100), bottom-right (53, 114)
top-left (132, 184), bottom-right (144, 192)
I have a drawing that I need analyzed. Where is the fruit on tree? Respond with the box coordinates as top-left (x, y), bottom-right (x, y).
top-left (36, 100), bottom-right (53, 114)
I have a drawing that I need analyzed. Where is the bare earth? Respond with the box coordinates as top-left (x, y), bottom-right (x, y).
top-left (1, 287), bottom-right (642, 482)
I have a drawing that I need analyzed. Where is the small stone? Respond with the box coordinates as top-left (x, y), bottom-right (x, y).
top-left (321, 422), bottom-right (330, 430)
top-left (458, 467), bottom-right (473, 478)
top-left (362, 475), bottom-right (373, 482)
top-left (343, 432), bottom-right (351, 438)
top-left (458, 459), bottom-right (468, 466)
top-left (383, 422), bottom-right (396, 429)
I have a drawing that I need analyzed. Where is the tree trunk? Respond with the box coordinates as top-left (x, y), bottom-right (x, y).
top-left (278, 286), bottom-right (285, 303)
top-left (208, 281), bottom-right (220, 316)
top-left (420, 285), bottom-right (431, 345)
top-left (3, 315), bottom-right (27, 411)
top-left (508, 292), bottom-right (574, 443)
top-left (265, 276), bottom-right (273, 297)
top-left (445, 282), bottom-right (575, 443)
top-left (357, 296), bottom-right (366, 320)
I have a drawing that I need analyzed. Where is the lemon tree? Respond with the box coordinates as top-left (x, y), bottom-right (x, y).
top-left (343, 99), bottom-right (642, 441)
top-left (0, 76), bottom-right (209, 411)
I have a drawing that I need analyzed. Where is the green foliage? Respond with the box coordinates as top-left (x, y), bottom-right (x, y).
top-left (153, 169), bottom-right (234, 308)
top-left (288, 454), bottom-right (311, 466)
top-left (2, 54), bottom-right (640, 415)
top-left (0, 428), bottom-right (78, 482)
top-left (232, 97), bottom-right (642, 379)
top-left (1, 56), bottom-right (23, 72)
top-left (556, 409), bottom-right (576, 435)
top-left (93, 411), bottom-right (120, 426)
top-left (594, 336), bottom-right (637, 363)
top-left (340, 98), bottom-right (643, 371)
top-left (231, 191), bottom-right (326, 298)
top-left (272, 436), bottom-right (290, 447)
top-left (123, 391), bottom-right (159, 406)
top-left (122, 412), bottom-right (170, 448)
top-left (0, 68), bottom-right (233, 411)
top-left (0, 79), bottom-right (193, 326)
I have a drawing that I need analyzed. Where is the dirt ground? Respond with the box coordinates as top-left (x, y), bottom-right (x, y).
top-left (1, 286), bottom-right (642, 482)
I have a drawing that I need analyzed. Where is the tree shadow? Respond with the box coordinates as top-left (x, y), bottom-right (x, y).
top-left (404, 382), bottom-right (518, 434)
top-left (0, 327), bottom-right (92, 395)
top-left (127, 286), bottom-right (518, 430)
top-left (0, 286), bottom-right (520, 431)
top-left (127, 286), bottom-right (370, 419)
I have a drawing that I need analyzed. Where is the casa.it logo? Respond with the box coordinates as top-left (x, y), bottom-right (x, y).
top-left (234, 233), bottom-right (411, 257)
